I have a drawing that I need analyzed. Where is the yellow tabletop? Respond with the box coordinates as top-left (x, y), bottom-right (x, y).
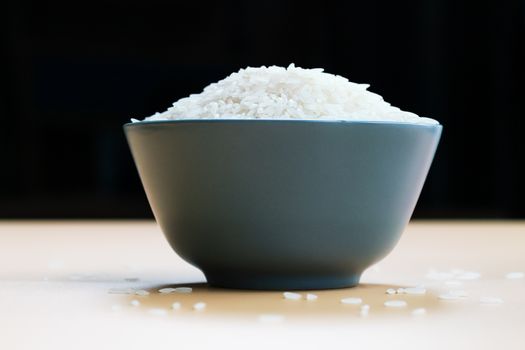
top-left (1, 220), bottom-right (524, 349)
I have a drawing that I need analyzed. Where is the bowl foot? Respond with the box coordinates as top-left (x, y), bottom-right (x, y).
top-left (204, 271), bottom-right (362, 290)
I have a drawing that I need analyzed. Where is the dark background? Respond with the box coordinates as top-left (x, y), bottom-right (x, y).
top-left (1, 0), bottom-right (524, 219)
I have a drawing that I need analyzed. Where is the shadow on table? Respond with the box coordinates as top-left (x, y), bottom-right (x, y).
top-left (121, 282), bottom-right (444, 321)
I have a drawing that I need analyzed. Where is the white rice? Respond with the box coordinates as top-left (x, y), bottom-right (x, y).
top-left (108, 288), bottom-right (134, 295)
top-left (403, 287), bottom-right (427, 295)
top-left (283, 292), bottom-right (302, 300)
top-left (438, 293), bottom-right (460, 301)
top-left (137, 64), bottom-right (438, 125)
top-left (134, 289), bottom-right (150, 296)
top-left (505, 272), bottom-right (524, 279)
top-left (193, 302), bottom-right (207, 311)
top-left (412, 308), bottom-right (427, 316)
top-left (360, 304), bottom-right (370, 316)
top-left (456, 271), bottom-right (481, 280)
top-left (426, 269), bottom-right (481, 281)
top-left (174, 287), bottom-right (193, 294)
top-left (384, 300), bottom-right (407, 308)
top-left (479, 296), bottom-right (504, 304)
top-left (340, 297), bottom-right (362, 305)
top-left (306, 293), bottom-right (318, 301)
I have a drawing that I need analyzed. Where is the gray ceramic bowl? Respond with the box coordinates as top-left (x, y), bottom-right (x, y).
top-left (124, 120), bottom-right (442, 290)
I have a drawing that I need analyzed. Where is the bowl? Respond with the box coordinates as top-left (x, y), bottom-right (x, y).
top-left (124, 119), bottom-right (442, 290)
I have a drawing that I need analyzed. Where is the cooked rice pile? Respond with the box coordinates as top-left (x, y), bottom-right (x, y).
top-left (138, 64), bottom-right (438, 125)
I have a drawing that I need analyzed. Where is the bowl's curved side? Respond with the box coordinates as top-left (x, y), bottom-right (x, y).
top-left (124, 121), bottom-right (442, 289)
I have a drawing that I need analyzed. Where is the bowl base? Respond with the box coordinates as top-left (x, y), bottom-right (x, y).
top-left (204, 271), bottom-right (362, 290)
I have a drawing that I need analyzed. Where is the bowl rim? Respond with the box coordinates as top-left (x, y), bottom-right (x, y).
top-left (124, 118), bottom-right (442, 128)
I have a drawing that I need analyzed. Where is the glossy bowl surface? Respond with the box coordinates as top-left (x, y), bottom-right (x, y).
top-left (124, 119), bottom-right (442, 289)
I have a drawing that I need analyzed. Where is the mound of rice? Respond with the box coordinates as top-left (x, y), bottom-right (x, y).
top-left (137, 64), bottom-right (438, 125)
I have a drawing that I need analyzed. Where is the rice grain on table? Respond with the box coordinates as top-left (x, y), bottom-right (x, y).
top-left (384, 300), bottom-right (407, 308)
top-left (505, 272), bottom-right (524, 280)
top-left (306, 293), bottom-right (318, 301)
top-left (193, 302), bottom-right (207, 311)
top-left (438, 293), bottom-right (459, 301)
top-left (480, 297), bottom-right (504, 304)
top-left (108, 288), bottom-right (134, 295)
top-left (134, 289), bottom-right (150, 296)
top-left (360, 304), bottom-right (370, 316)
top-left (340, 297), bottom-right (362, 305)
top-left (283, 292), bottom-right (302, 300)
top-left (412, 308), bottom-right (427, 316)
top-left (404, 287), bottom-right (427, 295)
top-left (456, 271), bottom-right (481, 280)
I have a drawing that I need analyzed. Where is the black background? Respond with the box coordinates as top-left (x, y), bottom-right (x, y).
top-left (1, 0), bottom-right (524, 218)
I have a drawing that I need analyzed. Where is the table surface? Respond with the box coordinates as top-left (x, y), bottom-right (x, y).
top-left (1, 220), bottom-right (524, 349)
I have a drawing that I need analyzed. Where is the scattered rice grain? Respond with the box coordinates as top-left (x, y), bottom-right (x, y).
top-left (404, 287), bottom-right (427, 295)
top-left (158, 288), bottom-right (177, 294)
top-left (108, 288), bottom-right (134, 295)
top-left (135, 289), bottom-right (150, 296)
top-left (412, 308), bottom-right (427, 316)
top-left (384, 300), bottom-right (407, 308)
top-left (438, 293), bottom-right (463, 301)
top-left (480, 296), bottom-right (503, 304)
top-left (505, 272), bottom-right (524, 280)
top-left (283, 292), bottom-right (302, 300)
top-left (130, 299), bottom-right (141, 307)
top-left (360, 304), bottom-right (370, 316)
top-left (193, 302), bottom-right (207, 311)
top-left (174, 287), bottom-right (193, 294)
top-left (341, 297), bottom-right (362, 305)
top-left (306, 293), bottom-right (318, 301)
top-left (456, 271), bottom-right (481, 280)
